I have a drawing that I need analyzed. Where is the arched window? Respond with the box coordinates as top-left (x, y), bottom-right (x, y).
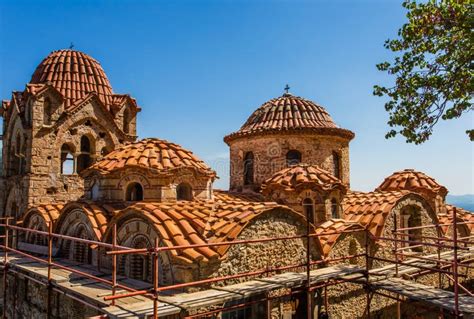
top-left (176, 183), bottom-right (193, 201)
top-left (91, 181), bottom-right (100, 200)
top-left (126, 182), bottom-right (144, 201)
top-left (331, 198), bottom-right (339, 219)
top-left (43, 98), bottom-right (52, 125)
top-left (243, 152), bottom-right (254, 185)
top-left (302, 198), bottom-right (314, 224)
top-left (286, 150), bottom-right (302, 166)
top-left (123, 108), bottom-right (131, 134)
top-left (333, 151), bottom-right (341, 179)
top-left (77, 136), bottom-right (93, 173)
top-left (400, 207), bottom-right (422, 253)
top-left (129, 236), bottom-right (151, 282)
top-left (73, 226), bottom-right (92, 264)
top-left (61, 144), bottom-right (75, 175)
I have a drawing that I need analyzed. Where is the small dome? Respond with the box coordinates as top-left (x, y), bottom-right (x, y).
top-left (83, 138), bottom-right (216, 177)
top-left (224, 94), bottom-right (354, 143)
top-left (30, 49), bottom-right (113, 108)
top-left (261, 164), bottom-right (346, 194)
top-left (376, 169), bottom-right (448, 198)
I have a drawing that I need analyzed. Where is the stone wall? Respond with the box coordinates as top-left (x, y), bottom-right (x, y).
top-left (228, 133), bottom-right (350, 192)
top-left (0, 91), bottom-right (137, 218)
top-left (206, 210), bottom-right (320, 285)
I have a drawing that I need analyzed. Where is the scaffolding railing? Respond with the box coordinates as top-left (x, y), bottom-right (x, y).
top-left (0, 206), bottom-right (471, 319)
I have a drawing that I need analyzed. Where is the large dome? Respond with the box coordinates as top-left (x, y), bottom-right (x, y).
top-left (224, 93), bottom-right (354, 143)
top-left (30, 49), bottom-right (114, 108)
top-left (82, 138), bottom-right (216, 177)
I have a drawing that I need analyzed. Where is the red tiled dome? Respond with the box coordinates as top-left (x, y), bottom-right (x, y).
top-left (82, 138), bottom-right (216, 177)
top-left (30, 49), bottom-right (113, 108)
top-left (376, 169), bottom-right (448, 198)
top-left (224, 94), bottom-right (354, 143)
top-left (261, 164), bottom-right (346, 194)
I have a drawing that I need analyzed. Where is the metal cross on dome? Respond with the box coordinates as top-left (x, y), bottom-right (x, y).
top-left (69, 42), bottom-right (75, 49)
top-left (284, 84), bottom-right (290, 94)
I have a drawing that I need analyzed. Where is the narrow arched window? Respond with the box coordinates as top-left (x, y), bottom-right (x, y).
top-left (91, 181), bottom-right (100, 200)
top-left (77, 136), bottom-right (93, 173)
top-left (331, 198), bottom-right (339, 219)
top-left (43, 98), bottom-right (52, 125)
top-left (126, 182), bottom-right (144, 201)
top-left (302, 198), bottom-right (314, 224)
top-left (176, 183), bottom-right (193, 201)
top-left (400, 207), bottom-right (423, 253)
top-left (129, 236), bottom-right (151, 282)
top-left (74, 226), bottom-right (92, 264)
top-left (123, 108), bottom-right (131, 134)
top-left (286, 150), bottom-right (301, 166)
top-left (61, 144), bottom-right (75, 175)
top-left (243, 152), bottom-right (254, 185)
top-left (333, 151), bottom-right (341, 179)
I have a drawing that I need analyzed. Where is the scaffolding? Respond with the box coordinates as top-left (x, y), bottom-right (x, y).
top-left (0, 207), bottom-right (472, 318)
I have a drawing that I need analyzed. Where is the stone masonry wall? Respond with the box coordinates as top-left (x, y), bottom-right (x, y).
top-left (228, 133), bottom-right (350, 192)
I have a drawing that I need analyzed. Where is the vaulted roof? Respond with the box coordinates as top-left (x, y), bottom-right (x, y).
top-left (376, 169), bottom-right (448, 198)
top-left (439, 205), bottom-right (473, 235)
top-left (314, 219), bottom-right (366, 258)
top-left (224, 94), bottom-right (354, 143)
top-left (82, 138), bottom-right (216, 177)
top-left (261, 164), bottom-right (346, 195)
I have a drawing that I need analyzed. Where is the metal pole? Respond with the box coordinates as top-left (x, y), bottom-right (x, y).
top-left (453, 207), bottom-right (459, 318)
top-left (47, 222), bottom-right (53, 319)
top-left (153, 238), bottom-right (159, 319)
top-left (3, 218), bottom-right (9, 319)
top-left (365, 228), bottom-right (371, 319)
top-left (393, 213), bottom-right (400, 319)
top-left (306, 210), bottom-right (312, 319)
top-left (111, 224), bottom-right (117, 306)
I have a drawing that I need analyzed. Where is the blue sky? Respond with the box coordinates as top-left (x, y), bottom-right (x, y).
top-left (1, 0), bottom-right (472, 194)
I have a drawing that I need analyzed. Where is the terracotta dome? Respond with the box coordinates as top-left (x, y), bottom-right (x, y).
top-left (224, 93), bottom-right (354, 143)
top-left (261, 164), bottom-right (346, 194)
top-left (82, 138), bottom-right (216, 177)
top-left (30, 49), bottom-right (114, 108)
top-left (376, 169), bottom-right (448, 198)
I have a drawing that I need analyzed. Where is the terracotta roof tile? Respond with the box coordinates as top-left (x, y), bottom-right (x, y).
top-left (82, 138), bottom-right (216, 177)
top-left (439, 205), bottom-right (473, 235)
top-left (342, 190), bottom-right (413, 238)
top-left (376, 169), bottom-right (448, 198)
top-left (261, 164), bottom-right (347, 195)
top-left (224, 94), bottom-right (354, 143)
top-left (112, 197), bottom-right (296, 264)
top-left (314, 219), bottom-right (365, 258)
top-left (21, 204), bottom-right (64, 226)
top-left (30, 50), bottom-right (114, 109)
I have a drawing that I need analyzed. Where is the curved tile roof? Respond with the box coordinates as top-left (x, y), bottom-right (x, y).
top-left (314, 219), bottom-right (366, 258)
top-left (58, 201), bottom-right (124, 241)
top-left (30, 50), bottom-right (114, 108)
top-left (224, 94), bottom-right (354, 143)
top-left (261, 164), bottom-right (346, 195)
top-left (342, 190), bottom-right (413, 238)
top-left (439, 205), bottom-right (473, 235)
top-left (112, 199), bottom-right (298, 264)
top-left (376, 169), bottom-right (448, 198)
top-left (82, 138), bottom-right (216, 177)
top-left (21, 204), bottom-right (64, 226)
top-left (213, 189), bottom-right (264, 202)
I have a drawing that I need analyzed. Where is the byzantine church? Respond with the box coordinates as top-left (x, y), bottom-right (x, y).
top-left (1, 49), bottom-right (472, 288)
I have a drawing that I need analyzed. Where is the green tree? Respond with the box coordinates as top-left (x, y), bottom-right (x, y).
top-left (374, 0), bottom-right (473, 144)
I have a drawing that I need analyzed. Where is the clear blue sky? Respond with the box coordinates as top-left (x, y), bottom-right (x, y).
top-left (1, 0), bottom-right (472, 195)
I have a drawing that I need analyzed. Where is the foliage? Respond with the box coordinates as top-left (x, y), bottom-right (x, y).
top-left (374, 0), bottom-right (473, 144)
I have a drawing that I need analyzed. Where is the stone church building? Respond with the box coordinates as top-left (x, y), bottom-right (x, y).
top-left (0, 49), bottom-right (472, 318)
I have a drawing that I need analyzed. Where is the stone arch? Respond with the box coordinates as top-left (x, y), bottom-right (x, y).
top-left (21, 210), bottom-right (49, 245)
top-left (77, 135), bottom-right (95, 173)
top-left (60, 143), bottom-right (76, 175)
top-left (55, 205), bottom-right (103, 265)
top-left (297, 190), bottom-right (325, 223)
top-left (104, 211), bottom-right (174, 285)
top-left (125, 182), bottom-right (144, 201)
